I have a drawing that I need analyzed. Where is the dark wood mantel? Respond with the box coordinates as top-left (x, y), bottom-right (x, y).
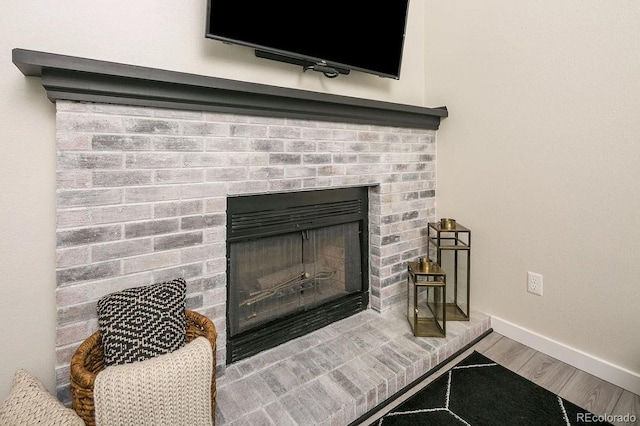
top-left (12, 48), bottom-right (447, 130)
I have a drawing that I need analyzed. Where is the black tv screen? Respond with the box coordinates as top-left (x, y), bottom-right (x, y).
top-left (206, 1), bottom-right (410, 79)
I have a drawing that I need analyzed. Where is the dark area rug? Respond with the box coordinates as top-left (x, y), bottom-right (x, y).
top-left (376, 351), bottom-right (612, 425)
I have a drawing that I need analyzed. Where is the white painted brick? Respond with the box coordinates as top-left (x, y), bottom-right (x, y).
top-left (302, 128), bottom-right (332, 140)
top-left (285, 140), bottom-right (317, 152)
top-left (92, 135), bottom-right (151, 151)
top-left (206, 288), bottom-right (226, 306)
top-left (56, 320), bottom-right (94, 346)
top-left (155, 169), bottom-right (204, 184)
top-left (56, 171), bottom-right (92, 190)
top-left (153, 136), bottom-right (204, 151)
top-left (247, 115), bottom-right (285, 125)
top-left (57, 133), bottom-right (91, 150)
top-left (284, 166), bottom-right (317, 178)
top-left (206, 137), bottom-right (249, 152)
top-left (317, 141), bottom-right (344, 152)
top-left (57, 208), bottom-right (91, 228)
top-left (56, 246), bottom-right (91, 269)
top-left (57, 301), bottom-right (98, 327)
top-left (181, 183), bottom-right (228, 199)
top-left (91, 204), bottom-right (152, 224)
top-left (57, 225), bottom-right (121, 248)
top-left (126, 152), bottom-right (182, 169)
top-left (303, 153), bottom-right (331, 164)
top-left (317, 165), bottom-right (346, 176)
top-left (249, 139), bottom-right (284, 152)
top-left (92, 170), bottom-right (153, 187)
top-left (124, 185), bottom-right (181, 203)
top-left (122, 251), bottom-right (182, 274)
top-left (331, 129), bottom-right (358, 141)
top-left (124, 218), bottom-right (179, 239)
top-left (153, 108), bottom-right (204, 120)
top-left (56, 260), bottom-right (121, 287)
top-left (206, 167), bottom-right (248, 181)
top-left (90, 103), bottom-right (155, 117)
top-left (182, 152), bottom-right (228, 167)
top-left (204, 197), bottom-right (226, 213)
top-left (285, 118), bottom-right (318, 128)
top-left (248, 167), bottom-right (284, 180)
top-left (181, 121), bottom-right (230, 137)
top-left (345, 142), bottom-right (370, 152)
top-left (357, 154), bottom-right (383, 164)
top-left (56, 283), bottom-right (91, 307)
top-left (203, 227), bottom-right (226, 244)
top-left (203, 112), bottom-right (247, 123)
top-left (92, 239), bottom-right (153, 262)
top-left (269, 126), bottom-right (302, 139)
top-left (181, 243), bottom-right (221, 263)
top-left (152, 262), bottom-right (203, 283)
top-left (154, 200), bottom-right (204, 218)
top-left (304, 177), bottom-right (332, 188)
top-left (86, 272), bottom-right (154, 301)
top-left (230, 123), bottom-right (268, 138)
top-left (228, 152), bottom-right (269, 166)
top-left (58, 152), bottom-right (123, 170)
top-left (381, 133), bottom-right (402, 143)
top-left (123, 117), bottom-right (180, 134)
top-left (357, 131), bottom-right (381, 142)
top-left (228, 180), bottom-right (269, 195)
top-left (56, 101), bottom-right (90, 113)
top-left (269, 179), bottom-right (303, 192)
top-left (206, 257), bottom-right (227, 275)
top-left (57, 113), bottom-right (124, 133)
top-left (154, 231), bottom-right (203, 251)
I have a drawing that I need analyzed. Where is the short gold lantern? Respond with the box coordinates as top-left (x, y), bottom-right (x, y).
top-left (407, 258), bottom-right (446, 337)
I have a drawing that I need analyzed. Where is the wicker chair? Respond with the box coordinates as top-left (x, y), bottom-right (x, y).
top-left (70, 310), bottom-right (217, 426)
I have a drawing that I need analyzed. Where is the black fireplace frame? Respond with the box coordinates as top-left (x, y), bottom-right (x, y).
top-left (226, 187), bottom-right (370, 363)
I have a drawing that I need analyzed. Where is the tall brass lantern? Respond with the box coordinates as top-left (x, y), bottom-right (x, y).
top-left (427, 218), bottom-right (471, 321)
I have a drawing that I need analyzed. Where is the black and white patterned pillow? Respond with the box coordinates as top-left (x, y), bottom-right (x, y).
top-left (97, 278), bottom-right (187, 366)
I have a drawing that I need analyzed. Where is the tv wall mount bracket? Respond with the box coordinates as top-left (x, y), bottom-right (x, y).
top-left (255, 50), bottom-right (350, 78)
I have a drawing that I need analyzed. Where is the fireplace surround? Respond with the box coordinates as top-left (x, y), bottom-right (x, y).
top-left (12, 48), bottom-right (447, 403)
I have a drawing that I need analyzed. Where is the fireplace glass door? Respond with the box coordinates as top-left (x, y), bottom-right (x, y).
top-left (228, 221), bottom-right (362, 336)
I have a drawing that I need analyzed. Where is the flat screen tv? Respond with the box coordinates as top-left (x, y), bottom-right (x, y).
top-left (206, 1), bottom-right (410, 79)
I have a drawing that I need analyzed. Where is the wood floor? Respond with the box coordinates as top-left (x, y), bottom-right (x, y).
top-left (360, 332), bottom-right (639, 426)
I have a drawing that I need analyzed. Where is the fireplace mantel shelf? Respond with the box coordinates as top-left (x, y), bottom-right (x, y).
top-left (12, 48), bottom-right (447, 130)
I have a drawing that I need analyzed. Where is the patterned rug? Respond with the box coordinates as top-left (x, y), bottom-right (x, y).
top-left (374, 351), bottom-right (611, 425)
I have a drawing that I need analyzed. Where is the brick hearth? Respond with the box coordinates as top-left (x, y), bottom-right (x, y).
top-left (215, 306), bottom-right (490, 425)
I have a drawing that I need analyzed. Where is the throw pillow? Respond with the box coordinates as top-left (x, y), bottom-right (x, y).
top-left (0, 369), bottom-right (84, 426)
top-left (97, 278), bottom-right (186, 366)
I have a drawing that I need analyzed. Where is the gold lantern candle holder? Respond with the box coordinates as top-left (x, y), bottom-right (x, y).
top-left (427, 219), bottom-right (471, 321)
top-left (407, 258), bottom-right (446, 337)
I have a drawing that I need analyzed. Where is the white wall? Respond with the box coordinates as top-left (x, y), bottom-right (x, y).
top-left (425, 0), bottom-right (640, 379)
top-left (0, 1), bottom-right (426, 397)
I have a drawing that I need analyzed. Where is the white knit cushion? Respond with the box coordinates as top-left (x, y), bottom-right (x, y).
top-left (0, 369), bottom-right (84, 426)
top-left (94, 336), bottom-right (213, 426)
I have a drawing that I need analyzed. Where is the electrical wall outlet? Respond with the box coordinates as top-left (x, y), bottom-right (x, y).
top-left (527, 271), bottom-right (543, 296)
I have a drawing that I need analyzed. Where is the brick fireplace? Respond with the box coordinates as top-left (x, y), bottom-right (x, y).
top-left (12, 48), bottom-right (449, 405)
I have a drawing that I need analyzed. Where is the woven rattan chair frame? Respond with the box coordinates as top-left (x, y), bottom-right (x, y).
top-left (70, 310), bottom-right (217, 426)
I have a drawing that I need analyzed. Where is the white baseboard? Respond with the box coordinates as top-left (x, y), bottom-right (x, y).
top-left (491, 316), bottom-right (640, 395)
